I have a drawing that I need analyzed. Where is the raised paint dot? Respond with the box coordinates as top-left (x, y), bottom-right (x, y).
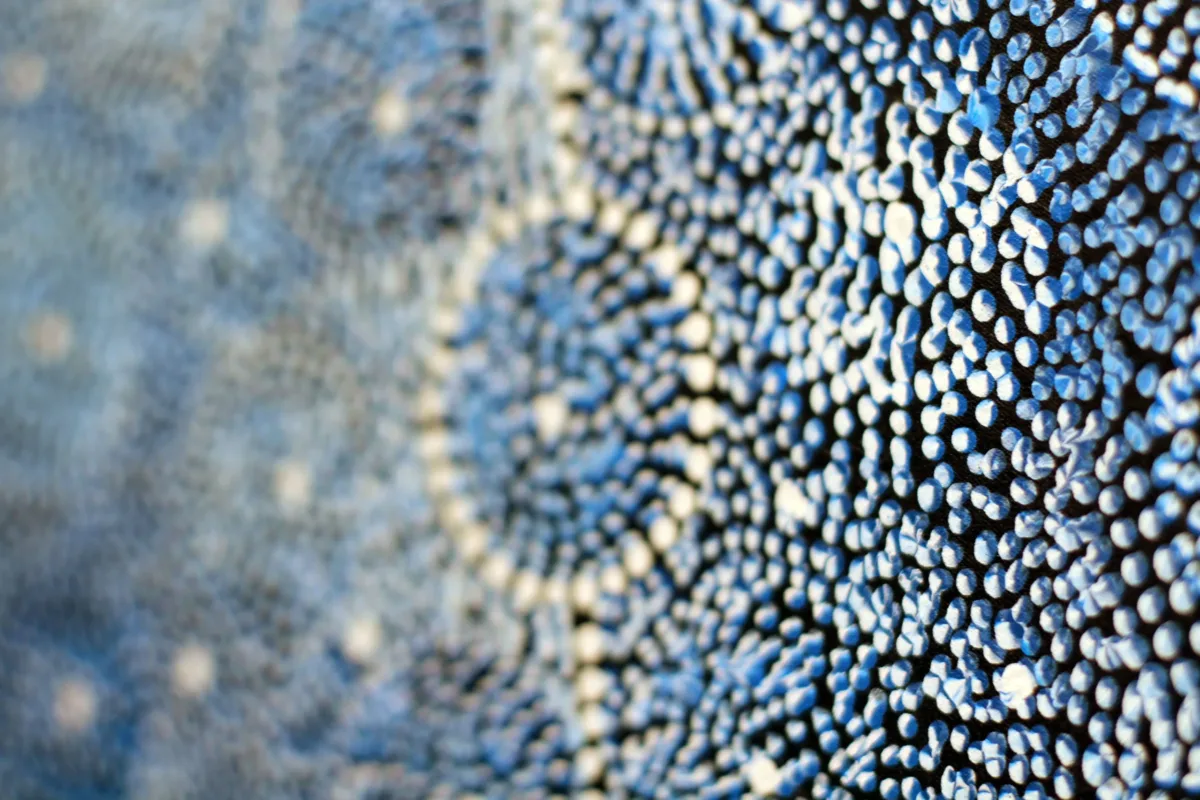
top-left (171, 642), bottom-right (217, 697)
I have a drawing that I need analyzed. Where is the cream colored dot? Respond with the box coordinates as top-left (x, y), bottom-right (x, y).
top-left (3, 52), bottom-right (46, 104)
top-left (685, 444), bottom-right (713, 484)
top-left (53, 677), bottom-right (97, 734)
top-left (524, 193), bottom-right (554, 225)
top-left (574, 623), bottom-right (606, 664)
top-left (670, 271), bottom-right (702, 308)
top-left (677, 311), bottom-right (713, 349)
top-left (180, 198), bottom-right (230, 249)
top-left (572, 572), bottom-right (599, 611)
top-left (171, 642), bottom-right (216, 698)
top-left (743, 754), bottom-right (782, 796)
top-left (574, 746), bottom-right (607, 785)
top-left (562, 182), bottom-right (594, 220)
top-left (483, 552), bottom-right (514, 589)
top-left (513, 570), bottom-right (543, 611)
top-left (457, 521), bottom-right (488, 563)
top-left (774, 481), bottom-right (807, 520)
top-left (669, 482), bottom-right (697, 520)
top-left (688, 397), bottom-right (721, 438)
top-left (648, 243), bottom-right (684, 278)
top-left (580, 703), bottom-right (612, 740)
top-left (683, 353), bottom-right (717, 392)
top-left (273, 459), bottom-right (312, 513)
top-left (533, 392), bottom-right (569, 443)
top-left (623, 536), bottom-right (654, 579)
top-left (371, 89), bottom-right (410, 136)
top-left (542, 577), bottom-right (569, 606)
top-left (597, 201), bottom-right (628, 236)
top-left (600, 563), bottom-right (627, 595)
top-left (342, 616), bottom-right (383, 666)
top-left (648, 516), bottom-right (679, 553)
top-left (575, 666), bottom-right (612, 704)
top-left (24, 311), bottom-right (73, 363)
top-left (623, 211), bottom-right (659, 250)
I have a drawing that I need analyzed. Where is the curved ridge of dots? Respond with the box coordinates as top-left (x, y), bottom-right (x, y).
top-left (6, 0), bottom-right (1200, 797)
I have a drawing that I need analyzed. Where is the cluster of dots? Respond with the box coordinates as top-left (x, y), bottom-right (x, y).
top-left (423, 0), bottom-right (1200, 797)
top-left (8, 0), bottom-right (1200, 797)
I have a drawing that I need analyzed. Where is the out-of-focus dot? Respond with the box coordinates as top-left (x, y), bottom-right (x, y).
top-left (677, 311), bottom-right (713, 349)
top-left (3, 52), bottom-right (47, 104)
top-left (53, 676), bottom-right (97, 734)
top-left (171, 642), bottom-right (216, 698)
top-left (575, 666), bottom-right (611, 703)
top-left (273, 459), bottom-right (312, 513)
top-left (688, 396), bottom-right (721, 438)
top-left (669, 482), bottom-right (697, 519)
top-left (179, 198), bottom-right (230, 249)
top-left (24, 310), bottom-right (73, 364)
top-left (532, 392), bottom-right (569, 442)
top-left (574, 623), bottom-right (606, 664)
top-left (575, 746), bottom-right (607, 784)
top-left (371, 89), bottom-right (410, 137)
top-left (572, 572), bottom-right (599, 611)
top-left (648, 516), bottom-right (678, 552)
top-left (341, 616), bottom-right (383, 666)
top-left (600, 562), bottom-right (627, 594)
top-left (744, 753), bottom-right (782, 796)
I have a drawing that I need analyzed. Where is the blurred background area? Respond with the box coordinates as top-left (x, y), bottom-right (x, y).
top-left (0, 0), bottom-right (562, 796)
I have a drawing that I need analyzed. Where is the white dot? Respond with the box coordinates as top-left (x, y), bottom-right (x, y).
top-left (597, 201), bottom-right (628, 236)
top-left (180, 198), bottom-right (230, 249)
top-left (684, 444), bottom-right (713, 484)
top-left (273, 459), bottom-right (311, 513)
top-left (580, 703), bottom-right (612, 740)
top-left (371, 89), bottom-right (409, 136)
top-left (541, 577), bottom-right (569, 606)
top-left (576, 666), bottom-right (612, 703)
top-left (688, 397), bottom-right (721, 438)
top-left (669, 482), bottom-right (697, 519)
top-left (575, 623), bottom-right (606, 664)
top-left (483, 552), bottom-right (514, 589)
top-left (623, 536), bottom-right (654, 578)
top-left (342, 616), bottom-right (383, 666)
top-left (572, 573), bottom-right (599, 611)
top-left (623, 211), bottom-right (659, 250)
top-left (533, 392), bottom-right (569, 443)
top-left (574, 746), bottom-right (607, 784)
top-left (670, 272), bottom-right (702, 308)
top-left (678, 311), bottom-right (713, 349)
top-left (884, 202), bottom-right (917, 241)
top-left (513, 570), bottom-right (543, 611)
top-left (24, 310), bottom-right (73, 363)
top-left (684, 353), bottom-right (717, 391)
top-left (649, 515), bottom-right (679, 552)
top-left (648, 243), bottom-right (684, 278)
top-left (774, 481), bottom-right (808, 520)
top-left (457, 520), bottom-right (488, 563)
top-left (171, 643), bottom-right (216, 698)
top-left (600, 562), bottom-right (627, 595)
top-left (562, 182), bottom-right (594, 221)
top-left (523, 193), bottom-right (554, 225)
top-left (997, 662), bottom-right (1037, 705)
top-left (53, 677), bottom-right (97, 734)
top-left (3, 52), bottom-right (46, 104)
top-left (744, 754), bottom-right (782, 796)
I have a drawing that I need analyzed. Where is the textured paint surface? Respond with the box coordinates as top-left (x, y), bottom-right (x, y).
top-left (5, 0), bottom-right (1200, 798)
